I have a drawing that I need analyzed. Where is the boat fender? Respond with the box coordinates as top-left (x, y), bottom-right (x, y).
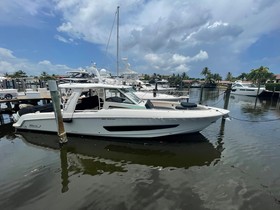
top-left (176, 102), bottom-right (197, 110)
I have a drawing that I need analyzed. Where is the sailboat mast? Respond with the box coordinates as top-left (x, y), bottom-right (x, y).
top-left (116, 6), bottom-right (120, 77)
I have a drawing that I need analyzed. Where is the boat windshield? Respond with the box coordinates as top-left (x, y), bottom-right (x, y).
top-left (248, 84), bottom-right (257, 87)
top-left (120, 88), bottom-right (142, 103)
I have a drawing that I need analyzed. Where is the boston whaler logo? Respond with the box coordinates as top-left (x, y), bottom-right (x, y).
top-left (29, 124), bottom-right (42, 128)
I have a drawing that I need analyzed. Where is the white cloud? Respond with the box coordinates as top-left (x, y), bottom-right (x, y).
top-left (0, 48), bottom-right (16, 59)
top-left (0, 0), bottom-right (53, 27)
top-left (0, 48), bottom-right (73, 75)
top-left (52, 0), bottom-right (280, 75)
top-left (1, 0), bottom-right (280, 76)
top-left (54, 34), bottom-right (74, 43)
top-left (191, 50), bottom-right (209, 62)
top-left (185, 21), bottom-right (243, 46)
top-left (144, 50), bottom-right (208, 73)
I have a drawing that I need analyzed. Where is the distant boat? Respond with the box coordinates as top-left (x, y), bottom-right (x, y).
top-left (231, 80), bottom-right (265, 96)
top-left (0, 76), bottom-right (6, 82)
top-left (190, 82), bottom-right (201, 88)
top-left (59, 70), bottom-right (97, 83)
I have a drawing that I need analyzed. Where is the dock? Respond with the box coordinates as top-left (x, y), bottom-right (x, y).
top-left (0, 90), bottom-right (51, 114)
top-left (260, 90), bottom-right (280, 98)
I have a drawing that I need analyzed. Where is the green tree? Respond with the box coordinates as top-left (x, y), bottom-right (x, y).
top-left (181, 72), bottom-right (189, 80)
top-left (39, 71), bottom-right (56, 81)
top-left (225, 72), bottom-right (233, 81)
top-left (247, 66), bottom-right (274, 84)
top-left (201, 67), bottom-right (214, 84)
top-left (10, 70), bottom-right (27, 78)
top-left (201, 67), bottom-right (211, 79)
top-left (247, 66), bottom-right (275, 95)
top-left (143, 74), bottom-right (150, 81)
top-left (237, 72), bottom-right (248, 81)
top-left (213, 73), bottom-right (222, 83)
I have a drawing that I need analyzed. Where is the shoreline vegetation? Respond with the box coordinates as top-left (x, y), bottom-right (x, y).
top-left (0, 66), bottom-right (279, 91)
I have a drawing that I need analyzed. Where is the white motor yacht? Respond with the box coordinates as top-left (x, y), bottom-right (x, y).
top-left (231, 80), bottom-right (265, 96)
top-left (13, 83), bottom-right (229, 138)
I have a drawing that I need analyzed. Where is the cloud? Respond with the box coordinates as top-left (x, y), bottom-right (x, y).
top-left (0, 48), bottom-right (16, 59)
top-left (1, 0), bottom-right (280, 77)
top-left (185, 21), bottom-right (243, 45)
top-left (144, 50), bottom-right (208, 73)
top-left (52, 0), bottom-right (280, 74)
top-left (54, 34), bottom-right (74, 43)
top-left (0, 0), bottom-right (53, 27)
top-left (0, 48), bottom-right (73, 75)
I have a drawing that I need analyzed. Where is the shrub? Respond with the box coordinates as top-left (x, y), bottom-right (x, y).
top-left (265, 83), bottom-right (280, 91)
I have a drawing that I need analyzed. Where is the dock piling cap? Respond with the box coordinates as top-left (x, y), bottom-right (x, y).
top-left (48, 80), bottom-right (58, 91)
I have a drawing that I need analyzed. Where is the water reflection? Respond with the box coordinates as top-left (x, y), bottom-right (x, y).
top-left (189, 88), bottom-right (223, 104)
top-left (0, 122), bottom-right (16, 139)
top-left (18, 132), bottom-right (221, 169)
top-left (230, 95), bottom-right (280, 119)
top-left (16, 131), bottom-right (222, 192)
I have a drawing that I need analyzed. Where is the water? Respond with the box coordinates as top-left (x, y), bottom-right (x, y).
top-left (1, 88), bottom-right (280, 210)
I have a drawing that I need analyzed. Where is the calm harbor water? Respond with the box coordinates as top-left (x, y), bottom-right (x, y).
top-left (0, 88), bottom-right (280, 210)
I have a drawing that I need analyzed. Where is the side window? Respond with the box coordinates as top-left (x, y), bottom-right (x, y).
top-left (105, 89), bottom-right (120, 99)
top-left (105, 88), bottom-right (133, 104)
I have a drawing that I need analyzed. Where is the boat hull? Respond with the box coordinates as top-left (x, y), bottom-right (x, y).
top-left (231, 88), bottom-right (265, 96)
top-left (13, 108), bottom-right (228, 138)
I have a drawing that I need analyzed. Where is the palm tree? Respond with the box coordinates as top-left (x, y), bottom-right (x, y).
top-left (225, 72), bottom-right (233, 81)
top-left (213, 73), bottom-right (222, 83)
top-left (247, 66), bottom-right (275, 95)
top-left (10, 70), bottom-right (27, 78)
top-left (181, 72), bottom-right (189, 80)
top-left (247, 66), bottom-right (274, 83)
top-left (40, 71), bottom-right (56, 81)
top-left (237, 73), bottom-right (248, 81)
top-left (201, 67), bottom-right (211, 79)
top-left (201, 67), bottom-right (213, 85)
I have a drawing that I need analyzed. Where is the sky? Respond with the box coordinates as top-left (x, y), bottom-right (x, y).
top-left (0, 0), bottom-right (279, 79)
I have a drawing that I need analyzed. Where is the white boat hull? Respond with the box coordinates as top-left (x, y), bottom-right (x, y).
top-left (13, 108), bottom-right (227, 138)
top-left (231, 81), bottom-right (265, 96)
top-left (231, 88), bottom-right (264, 96)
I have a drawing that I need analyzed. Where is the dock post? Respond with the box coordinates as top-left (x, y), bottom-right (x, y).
top-left (199, 85), bottom-right (204, 104)
top-left (48, 80), bottom-right (68, 144)
top-left (223, 83), bottom-right (232, 110)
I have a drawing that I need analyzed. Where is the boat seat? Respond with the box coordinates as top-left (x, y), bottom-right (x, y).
top-left (18, 103), bottom-right (56, 116)
top-left (106, 96), bottom-right (125, 103)
top-left (75, 95), bottom-right (99, 110)
top-left (145, 99), bottom-right (154, 109)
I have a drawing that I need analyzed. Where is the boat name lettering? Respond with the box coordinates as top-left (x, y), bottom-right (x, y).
top-left (29, 124), bottom-right (42, 128)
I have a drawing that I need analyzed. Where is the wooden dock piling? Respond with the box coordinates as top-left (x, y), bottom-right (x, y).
top-left (48, 80), bottom-right (68, 144)
top-left (223, 84), bottom-right (232, 110)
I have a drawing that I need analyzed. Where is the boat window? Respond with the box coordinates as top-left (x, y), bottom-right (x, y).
top-left (105, 88), bottom-right (134, 104)
top-left (120, 88), bottom-right (142, 103)
top-left (248, 84), bottom-right (257, 87)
